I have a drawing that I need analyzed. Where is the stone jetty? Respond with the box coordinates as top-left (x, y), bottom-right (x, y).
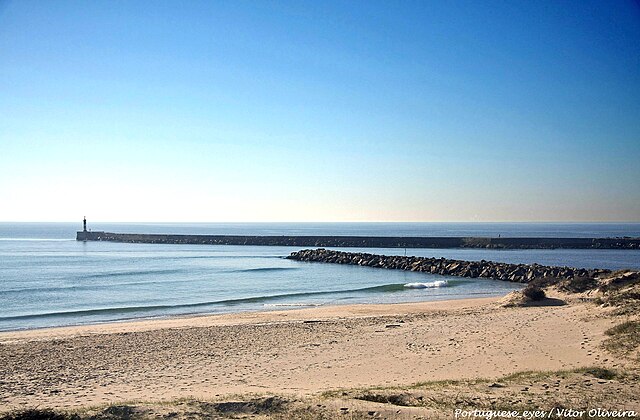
top-left (286, 248), bottom-right (612, 283)
top-left (76, 231), bottom-right (640, 249)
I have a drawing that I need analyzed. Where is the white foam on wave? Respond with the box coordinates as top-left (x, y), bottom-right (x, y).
top-left (404, 280), bottom-right (449, 289)
top-left (263, 303), bottom-right (324, 307)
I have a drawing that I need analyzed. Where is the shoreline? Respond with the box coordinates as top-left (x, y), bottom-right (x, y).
top-left (0, 289), bottom-right (518, 336)
top-left (0, 296), bottom-right (499, 343)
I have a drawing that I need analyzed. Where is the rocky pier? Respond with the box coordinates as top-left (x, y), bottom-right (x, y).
top-left (286, 248), bottom-right (612, 283)
top-left (76, 231), bottom-right (640, 249)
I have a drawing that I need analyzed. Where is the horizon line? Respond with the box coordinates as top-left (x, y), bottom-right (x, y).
top-left (2, 220), bottom-right (640, 224)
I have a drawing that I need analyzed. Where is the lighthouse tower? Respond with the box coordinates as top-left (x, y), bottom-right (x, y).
top-left (77, 216), bottom-right (99, 241)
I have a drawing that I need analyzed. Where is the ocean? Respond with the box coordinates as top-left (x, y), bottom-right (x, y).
top-left (1, 222), bottom-right (639, 332)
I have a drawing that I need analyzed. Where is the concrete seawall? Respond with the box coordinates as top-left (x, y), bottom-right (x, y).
top-left (287, 248), bottom-right (612, 283)
top-left (76, 231), bottom-right (640, 249)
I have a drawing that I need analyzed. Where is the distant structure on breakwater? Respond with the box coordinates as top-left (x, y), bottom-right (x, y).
top-left (76, 226), bottom-right (640, 250)
top-left (287, 249), bottom-right (612, 283)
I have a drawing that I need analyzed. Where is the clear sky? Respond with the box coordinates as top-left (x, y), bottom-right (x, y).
top-left (1, 0), bottom-right (639, 222)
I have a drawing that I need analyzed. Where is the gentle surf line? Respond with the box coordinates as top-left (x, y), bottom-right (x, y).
top-left (0, 277), bottom-right (209, 295)
top-left (82, 269), bottom-right (185, 279)
top-left (0, 281), bottom-right (456, 322)
top-left (233, 267), bottom-right (299, 273)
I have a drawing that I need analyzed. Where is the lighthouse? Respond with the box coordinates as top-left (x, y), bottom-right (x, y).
top-left (76, 216), bottom-right (104, 241)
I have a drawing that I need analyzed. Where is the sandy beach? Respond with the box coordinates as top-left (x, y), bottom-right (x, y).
top-left (3, 0), bottom-right (640, 416)
top-left (1, 291), bottom-right (637, 417)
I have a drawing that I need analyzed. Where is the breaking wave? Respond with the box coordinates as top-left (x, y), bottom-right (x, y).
top-left (404, 280), bottom-right (449, 288)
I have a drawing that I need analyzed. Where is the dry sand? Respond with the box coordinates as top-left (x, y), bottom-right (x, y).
top-left (0, 294), bottom-right (635, 415)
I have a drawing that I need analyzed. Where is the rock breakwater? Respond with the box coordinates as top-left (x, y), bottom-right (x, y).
top-left (286, 249), bottom-right (611, 283)
top-left (76, 231), bottom-right (640, 249)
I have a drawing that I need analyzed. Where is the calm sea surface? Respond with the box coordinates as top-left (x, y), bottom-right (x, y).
top-left (1, 222), bottom-right (638, 331)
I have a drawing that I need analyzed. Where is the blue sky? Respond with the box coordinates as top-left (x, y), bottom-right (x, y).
top-left (1, 0), bottom-right (639, 222)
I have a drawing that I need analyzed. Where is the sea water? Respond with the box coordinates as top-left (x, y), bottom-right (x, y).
top-left (0, 222), bottom-right (638, 331)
